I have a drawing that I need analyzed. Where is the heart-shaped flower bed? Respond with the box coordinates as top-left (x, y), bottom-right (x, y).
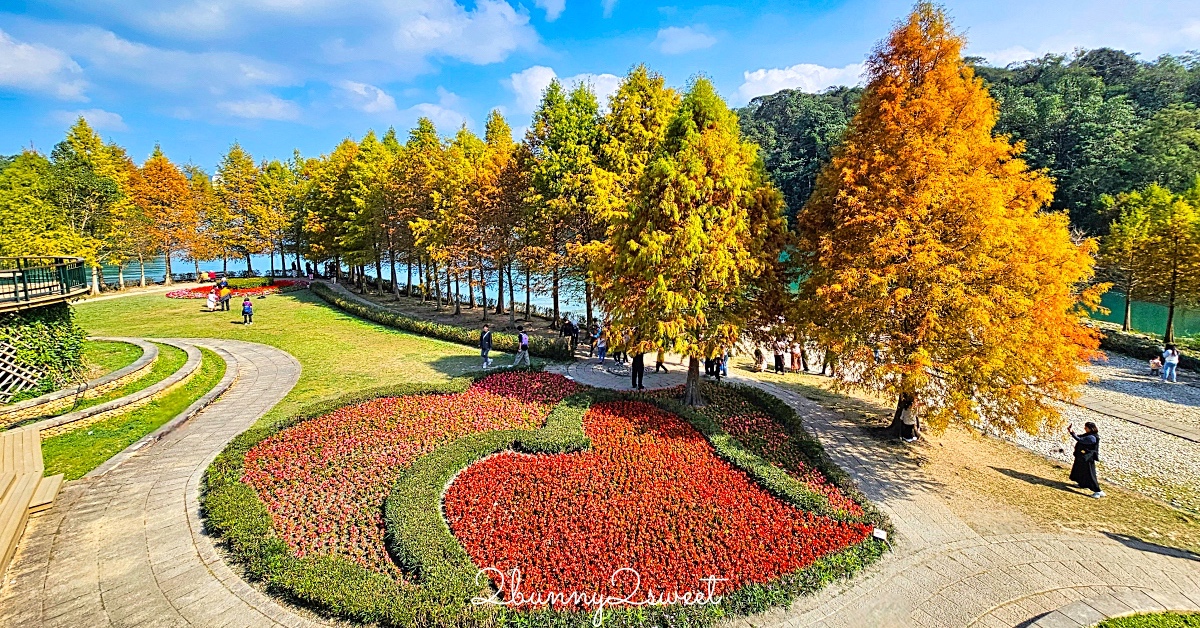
top-left (443, 400), bottom-right (872, 607)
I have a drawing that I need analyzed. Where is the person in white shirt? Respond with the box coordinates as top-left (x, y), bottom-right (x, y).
top-left (1162, 344), bottom-right (1181, 383)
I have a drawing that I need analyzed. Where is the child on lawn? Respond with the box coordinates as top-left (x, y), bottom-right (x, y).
top-left (242, 297), bottom-right (254, 325)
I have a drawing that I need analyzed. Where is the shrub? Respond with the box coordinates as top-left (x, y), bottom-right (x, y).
top-left (227, 277), bottom-right (270, 289)
top-left (310, 282), bottom-right (572, 360)
top-left (1, 302), bottom-right (86, 400)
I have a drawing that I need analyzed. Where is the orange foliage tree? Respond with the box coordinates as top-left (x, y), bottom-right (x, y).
top-left (134, 146), bottom-right (198, 286)
top-left (794, 3), bottom-right (1104, 435)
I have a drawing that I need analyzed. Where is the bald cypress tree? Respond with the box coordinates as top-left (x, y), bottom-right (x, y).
top-left (595, 77), bottom-right (787, 405)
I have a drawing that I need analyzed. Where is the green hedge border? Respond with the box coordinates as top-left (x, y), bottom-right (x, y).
top-left (310, 282), bottom-right (573, 361)
top-left (201, 377), bottom-right (888, 627)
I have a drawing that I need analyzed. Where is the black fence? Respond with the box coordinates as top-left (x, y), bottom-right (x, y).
top-left (0, 257), bottom-right (88, 308)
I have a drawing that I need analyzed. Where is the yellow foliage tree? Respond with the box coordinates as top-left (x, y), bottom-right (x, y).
top-left (134, 146), bottom-right (197, 286)
top-left (794, 3), bottom-right (1103, 435)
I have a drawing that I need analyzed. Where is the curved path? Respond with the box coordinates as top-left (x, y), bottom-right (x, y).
top-left (558, 362), bottom-right (1200, 627)
top-left (0, 339), bottom-right (319, 628)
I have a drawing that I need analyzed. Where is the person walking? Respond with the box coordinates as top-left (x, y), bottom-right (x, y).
top-left (820, 347), bottom-right (837, 376)
top-left (569, 320), bottom-right (580, 352)
top-left (631, 352), bottom-right (645, 390)
top-left (792, 341), bottom-right (808, 372)
top-left (1068, 422), bottom-right (1104, 498)
top-left (480, 324), bottom-right (493, 368)
top-left (773, 338), bottom-right (787, 375)
top-left (720, 351), bottom-right (729, 378)
top-left (655, 349), bottom-right (668, 373)
top-left (1162, 344), bottom-right (1181, 383)
top-left (219, 285), bottom-right (232, 311)
top-left (588, 324), bottom-right (601, 358)
top-left (241, 297), bottom-right (254, 325)
top-left (512, 326), bottom-right (530, 367)
top-left (596, 331), bottom-right (608, 363)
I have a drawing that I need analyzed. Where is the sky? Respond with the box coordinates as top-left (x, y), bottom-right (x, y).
top-left (1, 0), bottom-right (1199, 171)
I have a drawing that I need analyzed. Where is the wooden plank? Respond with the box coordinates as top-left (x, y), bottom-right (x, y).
top-left (28, 474), bottom-right (62, 513)
top-left (0, 473), bottom-right (40, 574)
top-left (0, 430), bottom-right (14, 473)
top-left (0, 472), bottom-right (15, 503)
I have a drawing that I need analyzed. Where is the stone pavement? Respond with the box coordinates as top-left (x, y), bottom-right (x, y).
top-left (0, 339), bottom-right (322, 628)
top-left (555, 360), bottom-right (1200, 627)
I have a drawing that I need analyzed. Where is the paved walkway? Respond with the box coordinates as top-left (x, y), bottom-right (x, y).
top-left (556, 361), bottom-right (1200, 627)
top-left (0, 339), bottom-right (320, 628)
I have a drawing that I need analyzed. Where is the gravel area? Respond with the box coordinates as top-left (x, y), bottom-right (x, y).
top-left (1084, 352), bottom-right (1200, 427)
top-left (1008, 352), bottom-right (1200, 514)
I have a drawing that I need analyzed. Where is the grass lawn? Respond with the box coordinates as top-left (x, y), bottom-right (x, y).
top-left (737, 362), bottom-right (1200, 557)
top-left (58, 342), bottom-right (187, 416)
top-left (73, 289), bottom-right (530, 427)
top-left (81, 339), bottom-right (143, 380)
top-left (43, 347), bottom-right (226, 480)
top-left (1098, 613), bottom-right (1200, 627)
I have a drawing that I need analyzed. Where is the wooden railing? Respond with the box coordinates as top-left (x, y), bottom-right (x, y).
top-left (0, 257), bottom-right (89, 313)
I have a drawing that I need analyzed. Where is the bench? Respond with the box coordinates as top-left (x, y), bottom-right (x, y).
top-left (0, 426), bottom-right (63, 574)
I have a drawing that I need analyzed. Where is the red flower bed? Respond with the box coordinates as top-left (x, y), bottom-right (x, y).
top-left (683, 386), bottom-right (863, 516)
top-left (241, 372), bottom-right (578, 579)
top-left (166, 279), bottom-right (304, 299)
top-left (443, 401), bottom-right (872, 608)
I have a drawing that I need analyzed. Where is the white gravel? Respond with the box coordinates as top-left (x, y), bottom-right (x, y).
top-left (1007, 351), bottom-right (1200, 513)
top-left (1084, 352), bottom-right (1200, 428)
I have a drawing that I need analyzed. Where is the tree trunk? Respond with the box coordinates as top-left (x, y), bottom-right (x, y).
top-left (1122, 285), bottom-right (1132, 332)
top-left (433, 262), bottom-right (442, 309)
top-left (375, 251), bottom-right (384, 296)
top-left (507, 262), bottom-right (517, 328)
top-left (446, 267), bottom-right (453, 312)
top-left (246, 252), bottom-right (253, 275)
top-left (585, 281), bottom-right (594, 328)
top-left (683, 357), bottom-right (703, 406)
top-left (496, 257), bottom-right (505, 315)
top-left (524, 266), bottom-right (531, 322)
top-left (193, 259), bottom-right (200, 280)
top-left (551, 266), bottom-right (560, 329)
top-left (454, 272), bottom-right (461, 316)
top-left (467, 267), bottom-right (476, 308)
top-left (269, 248), bottom-right (276, 278)
top-left (888, 391), bottom-right (916, 433)
top-left (390, 249), bottom-right (399, 299)
top-left (164, 248), bottom-right (173, 286)
top-left (406, 254), bottom-right (413, 297)
top-left (480, 259), bottom-right (489, 322)
top-left (1166, 264), bottom-right (1178, 343)
top-left (334, 255), bottom-right (341, 283)
top-left (295, 241), bottom-right (302, 278)
top-left (90, 266), bottom-right (99, 295)
top-left (141, 255), bottom-right (148, 288)
top-left (117, 264), bottom-right (126, 290)
top-left (223, 256), bottom-right (228, 274)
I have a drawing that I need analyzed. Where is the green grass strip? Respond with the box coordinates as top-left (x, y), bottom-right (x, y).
top-left (54, 342), bottom-right (188, 417)
top-left (43, 347), bottom-right (226, 480)
top-left (81, 340), bottom-right (143, 378)
top-left (1098, 613), bottom-right (1200, 628)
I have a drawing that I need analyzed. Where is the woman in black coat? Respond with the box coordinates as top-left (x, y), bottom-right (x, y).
top-left (1068, 422), bottom-right (1104, 498)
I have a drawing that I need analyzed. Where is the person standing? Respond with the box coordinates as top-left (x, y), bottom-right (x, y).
top-left (206, 288), bottom-right (218, 312)
top-left (720, 351), bottom-right (729, 378)
top-left (596, 330), bottom-right (608, 363)
top-left (480, 324), bottom-right (493, 368)
top-left (219, 285), bottom-right (232, 311)
top-left (588, 324), bottom-right (600, 358)
top-left (241, 297), bottom-right (254, 325)
top-left (1068, 422), bottom-right (1104, 498)
top-left (1162, 344), bottom-right (1181, 383)
top-left (631, 352), bottom-right (645, 390)
top-left (512, 326), bottom-right (530, 367)
top-left (569, 320), bottom-right (580, 352)
top-left (655, 349), bottom-right (668, 373)
top-left (773, 338), bottom-right (787, 375)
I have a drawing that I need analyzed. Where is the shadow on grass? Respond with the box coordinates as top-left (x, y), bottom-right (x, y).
top-left (1103, 531), bottom-right (1200, 562)
top-left (991, 466), bottom-right (1088, 494)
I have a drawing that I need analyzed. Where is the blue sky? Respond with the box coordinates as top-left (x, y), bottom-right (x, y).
top-left (1, 0), bottom-right (1198, 171)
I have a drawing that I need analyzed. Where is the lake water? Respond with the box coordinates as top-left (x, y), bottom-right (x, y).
top-left (101, 255), bottom-right (586, 311)
top-left (1092, 291), bottom-right (1200, 338)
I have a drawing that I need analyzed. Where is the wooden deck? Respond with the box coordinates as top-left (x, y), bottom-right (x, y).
top-left (0, 427), bottom-right (63, 574)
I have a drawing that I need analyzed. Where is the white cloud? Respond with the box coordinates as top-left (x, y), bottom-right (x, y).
top-left (974, 45), bottom-right (1041, 67)
top-left (535, 0), bottom-right (565, 21)
top-left (653, 26), bottom-right (716, 55)
top-left (0, 29), bottom-right (87, 100)
top-left (737, 62), bottom-right (865, 103)
top-left (405, 86), bottom-right (468, 130)
top-left (217, 95), bottom-right (301, 120)
top-left (389, 0), bottom-right (537, 66)
top-left (506, 65), bottom-right (622, 115)
top-left (600, 0), bottom-right (616, 18)
top-left (339, 80), bottom-right (397, 113)
top-left (507, 65), bottom-right (558, 113)
top-left (50, 108), bottom-right (126, 131)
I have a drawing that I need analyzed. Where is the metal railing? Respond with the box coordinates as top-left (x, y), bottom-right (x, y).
top-left (0, 257), bottom-right (89, 308)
